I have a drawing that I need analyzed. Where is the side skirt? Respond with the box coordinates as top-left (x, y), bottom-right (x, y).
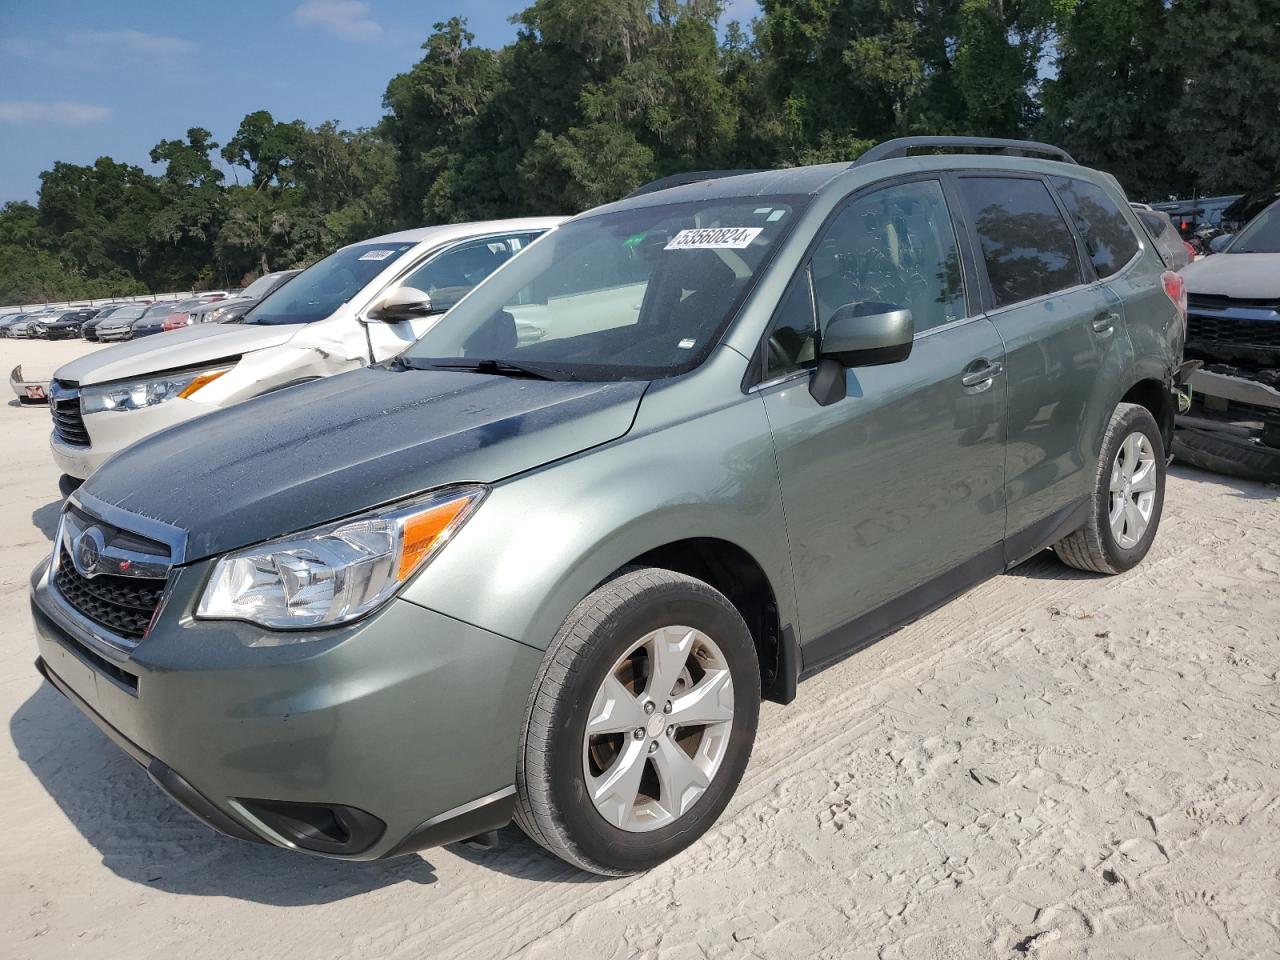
top-left (798, 497), bottom-right (1089, 679)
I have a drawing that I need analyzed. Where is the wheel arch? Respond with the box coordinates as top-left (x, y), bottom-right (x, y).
top-left (1120, 376), bottom-right (1174, 452)
top-left (610, 537), bottom-right (797, 706)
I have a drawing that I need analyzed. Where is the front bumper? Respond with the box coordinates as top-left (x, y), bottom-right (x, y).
top-left (29, 557), bottom-right (542, 859)
top-left (50, 396), bottom-right (208, 479)
top-left (10, 365), bottom-right (48, 403)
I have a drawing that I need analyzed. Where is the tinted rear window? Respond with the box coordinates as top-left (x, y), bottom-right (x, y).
top-left (1053, 177), bottom-right (1140, 277)
top-left (958, 177), bottom-right (1082, 307)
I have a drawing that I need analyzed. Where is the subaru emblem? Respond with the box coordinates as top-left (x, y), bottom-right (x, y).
top-left (73, 527), bottom-right (106, 578)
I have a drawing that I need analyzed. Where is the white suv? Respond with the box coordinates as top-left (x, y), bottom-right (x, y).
top-left (49, 217), bottom-right (562, 482)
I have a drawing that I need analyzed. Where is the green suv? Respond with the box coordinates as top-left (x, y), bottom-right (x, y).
top-left (30, 137), bottom-right (1188, 875)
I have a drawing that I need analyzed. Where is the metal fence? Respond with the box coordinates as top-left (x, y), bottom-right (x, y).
top-left (1, 292), bottom-right (203, 313)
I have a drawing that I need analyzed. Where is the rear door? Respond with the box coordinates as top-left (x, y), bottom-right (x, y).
top-left (954, 174), bottom-right (1127, 555)
top-left (758, 177), bottom-right (1007, 654)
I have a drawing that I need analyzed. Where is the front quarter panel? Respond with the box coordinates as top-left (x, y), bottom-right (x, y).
top-left (402, 347), bottom-right (796, 651)
top-left (193, 317), bottom-right (370, 406)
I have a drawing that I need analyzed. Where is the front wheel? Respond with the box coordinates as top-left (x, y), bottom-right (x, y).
top-left (1054, 402), bottom-right (1166, 574)
top-left (514, 567), bottom-right (759, 875)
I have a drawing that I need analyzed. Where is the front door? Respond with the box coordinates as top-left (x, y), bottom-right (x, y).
top-left (759, 178), bottom-right (1007, 655)
top-left (365, 232), bottom-right (541, 359)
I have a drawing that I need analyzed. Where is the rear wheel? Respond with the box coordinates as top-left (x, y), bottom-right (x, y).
top-left (1054, 402), bottom-right (1166, 574)
top-left (514, 568), bottom-right (759, 875)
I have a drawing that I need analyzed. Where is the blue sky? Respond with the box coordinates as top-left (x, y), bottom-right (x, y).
top-left (0, 0), bottom-right (760, 205)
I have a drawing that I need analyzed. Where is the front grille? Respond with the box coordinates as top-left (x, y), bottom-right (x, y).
top-left (53, 546), bottom-right (164, 640)
top-left (1187, 315), bottom-right (1280, 350)
top-left (51, 387), bottom-right (90, 446)
top-left (1188, 293), bottom-right (1280, 312)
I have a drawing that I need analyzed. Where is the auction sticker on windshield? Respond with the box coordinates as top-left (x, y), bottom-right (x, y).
top-left (665, 227), bottom-right (763, 250)
top-left (358, 249), bottom-right (398, 261)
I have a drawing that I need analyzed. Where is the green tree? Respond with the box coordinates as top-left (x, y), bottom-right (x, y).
top-left (1167, 0), bottom-right (1280, 193)
top-left (1043, 0), bottom-right (1185, 200)
top-left (148, 128), bottom-right (225, 288)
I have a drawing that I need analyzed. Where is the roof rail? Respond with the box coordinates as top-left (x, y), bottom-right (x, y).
top-left (853, 136), bottom-right (1076, 166)
top-left (624, 169), bottom-right (763, 199)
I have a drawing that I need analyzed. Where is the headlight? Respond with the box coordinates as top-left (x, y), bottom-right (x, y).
top-left (196, 485), bottom-right (486, 631)
top-left (80, 365), bottom-right (232, 413)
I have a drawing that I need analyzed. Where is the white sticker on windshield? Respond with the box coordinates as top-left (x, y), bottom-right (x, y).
top-left (358, 249), bottom-right (397, 261)
top-left (664, 227), bottom-right (763, 251)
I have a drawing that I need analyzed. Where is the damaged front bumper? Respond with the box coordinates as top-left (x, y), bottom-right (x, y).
top-left (1174, 363), bottom-right (1280, 483)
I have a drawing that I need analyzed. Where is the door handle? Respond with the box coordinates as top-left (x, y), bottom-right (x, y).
top-left (960, 360), bottom-right (1004, 388)
top-left (1092, 311), bottom-right (1119, 334)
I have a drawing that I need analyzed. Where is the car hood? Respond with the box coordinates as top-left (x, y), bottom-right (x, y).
top-left (55, 323), bottom-right (306, 386)
top-left (81, 366), bottom-right (648, 562)
top-left (1181, 253), bottom-right (1280, 299)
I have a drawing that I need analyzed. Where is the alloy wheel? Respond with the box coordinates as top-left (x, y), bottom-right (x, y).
top-left (582, 625), bottom-right (734, 832)
top-left (1108, 431), bottom-right (1157, 549)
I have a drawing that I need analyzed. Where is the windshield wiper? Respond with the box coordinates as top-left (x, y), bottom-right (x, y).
top-left (402, 357), bottom-right (569, 381)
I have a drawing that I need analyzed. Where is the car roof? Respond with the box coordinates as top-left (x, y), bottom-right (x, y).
top-left (353, 216), bottom-right (566, 250)
top-left (588, 151), bottom-right (1107, 221)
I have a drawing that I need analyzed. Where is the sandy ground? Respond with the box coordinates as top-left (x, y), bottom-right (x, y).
top-left (1, 338), bottom-right (1278, 960)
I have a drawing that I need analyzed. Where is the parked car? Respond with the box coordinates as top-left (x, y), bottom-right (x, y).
top-left (1130, 203), bottom-right (1193, 270)
top-left (6, 310), bottom-right (62, 338)
top-left (30, 138), bottom-right (1186, 874)
top-left (97, 301), bottom-right (177, 342)
top-left (0, 312), bottom-right (28, 336)
top-left (1151, 195), bottom-right (1243, 253)
top-left (157, 295), bottom-right (228, 333)
top-left (1217, 187), bottom-right (1280, 237)
top-left (1174, 197), bottom-right (1280, 481)
top-left (129, 297), bottom-right (215, 337)
top-left (188, 270), bottom-right (302, 326)
top-left (47, 218), bottom-right (562, 481)
top-left (82, 304), bottom-right (132, 341)
top-left (90, 305), bottom-right (151, 343)
top-left (33, 308), bottom-right (98, 340)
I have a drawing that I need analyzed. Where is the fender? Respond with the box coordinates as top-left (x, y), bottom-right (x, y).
top-left (401, 376), bottom-right (797, 653)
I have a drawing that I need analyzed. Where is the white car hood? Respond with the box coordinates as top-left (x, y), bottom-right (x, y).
top-left (1181, 253), bottom-right (1280, 299)
top-left (55, 323), bottom-right (306, 386)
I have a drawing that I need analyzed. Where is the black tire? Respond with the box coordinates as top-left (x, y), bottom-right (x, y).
top-left (514, 567), bottom-right (760, 875)
top-left (1173, 426), bottom-right (1280, 485)
top-left (1054, 402), bottom-right (1166, 574)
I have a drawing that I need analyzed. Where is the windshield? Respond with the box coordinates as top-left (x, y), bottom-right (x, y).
top-left (109, 305), bottom-right (147, 320)
top-left (242, 241), bottom-right (417, 325)
top-left (141, 302), bottom-right (176, 319)
top-left (240, 274), bottom-right (281, 299)
top-left (404, 199), bottom-right (804, 380)
top-left (1229, 201), bottom-right (1280, 253)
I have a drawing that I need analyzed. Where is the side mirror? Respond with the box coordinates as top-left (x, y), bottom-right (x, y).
top-left (365, 286), bottom-right (443, 324)
top-left (1208, 233), bottom-right (1233, 254)
top-left (810, 302), bottom-right (913, 406)
top-left (821, 302), bottom-right (913, 366)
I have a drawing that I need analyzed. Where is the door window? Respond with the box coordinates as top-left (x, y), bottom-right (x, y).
top-left (958, 177), bottom-right (1083, 307)
top-left (401, 234), bottom-right (534, 312)
top-left (1052, 177), bottom-right (1140, 277)
top-left (810, 179), bottom-right (966, 335)
top-left (763, 269), bottom-right (818, 380)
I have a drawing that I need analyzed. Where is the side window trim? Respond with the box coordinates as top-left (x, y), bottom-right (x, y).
top-left (746, 173), bottom-right (974, 388)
